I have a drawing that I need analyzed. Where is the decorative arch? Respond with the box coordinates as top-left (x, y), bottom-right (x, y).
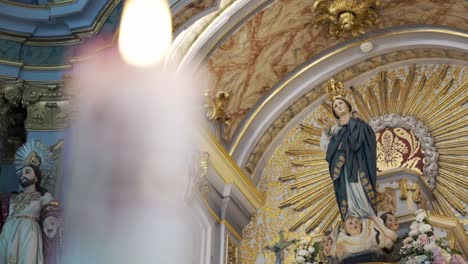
top-left (227, 28), bottom-right (468, 176)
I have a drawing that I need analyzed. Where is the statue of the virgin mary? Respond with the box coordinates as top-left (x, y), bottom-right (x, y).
top-left (320, 79), bottom-right (378, 220)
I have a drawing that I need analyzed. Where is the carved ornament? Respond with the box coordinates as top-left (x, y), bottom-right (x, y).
top-left (312, 0), bottom-right (380, 37)
top-left (204, 91), bottom-right (231, 138)
top-left (369, 114), bottom-right (438, 189)
top-left (22, 81), bottom-right (71, 130)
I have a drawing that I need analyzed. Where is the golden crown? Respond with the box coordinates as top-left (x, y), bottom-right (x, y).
top-left (326, 78), bottom-right (347, 102)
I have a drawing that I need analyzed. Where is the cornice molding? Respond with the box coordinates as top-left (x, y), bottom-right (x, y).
top-left (0, 0), bottom-right (120, 39)
top-left (196, 126), bottom-right (265, 212)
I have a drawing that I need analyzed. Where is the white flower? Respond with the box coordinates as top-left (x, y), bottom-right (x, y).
top-left (409, 229), bottom-right (419, 237)
top-left (298, 249), bottom-right (308, 256)
top-left (415, 213), bottom-right (426, 223)
top-left (414, 255), bottom-right (428, 262)
top-left (308, 246), bottom-right (315, 253)
top-left (423, 241), bottom-right (437, 251)
top-left (415, 209), bottom-right (425, 215)
top-left (296, 256), bottom-right (305, 263)
top-left (418, 224), bottom-right (432, 234)
top-left (410, 222), bottom-right (420, 231)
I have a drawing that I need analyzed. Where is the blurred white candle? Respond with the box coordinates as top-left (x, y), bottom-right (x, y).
top-left (118, 0), bottom-right (173, 67)
top-left (62, 1), bottom-right (203, 263)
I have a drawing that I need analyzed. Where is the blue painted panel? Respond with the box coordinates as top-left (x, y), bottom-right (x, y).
top-left (19, 68), bottom-right (64, 81)
top-left (27, 130), bottom-right (66, 146)
top-left (100, 1), bottom-right (122, 33)
top-left (22, 45), bottom-right (66, 65)
top-left (64, 0), bottom-right (108, 29)
top-left (0, 0), bottom-right (116, 37)
top-left (0, 2), bottom-right (50, 20)
top-left (0, 165), bottom-right (19, 193)
top-left (0, 39), bottom-right (22, 61)
top-left (50, 0), bottom-right (89, 17)
top-left (0, 16), bottom-right (38, 34)
top-left (34, 22), bottom-right (74, 37)
top-left (0, 64), bottom-right (20, 78)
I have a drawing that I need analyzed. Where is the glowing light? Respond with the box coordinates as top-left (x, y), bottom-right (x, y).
top-left (118, 0), bottom-right (172, 67)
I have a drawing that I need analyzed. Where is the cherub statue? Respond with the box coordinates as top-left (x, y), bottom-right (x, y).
top-left (0, 141), bottom-right (61, 264)
top-left (378, 212), bottom-right (403, 262)
top-left (334, 216), bottom-right (397, 262)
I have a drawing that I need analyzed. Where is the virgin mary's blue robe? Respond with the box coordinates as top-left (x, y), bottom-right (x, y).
top-left (325, 118), bottom-right (378, 220)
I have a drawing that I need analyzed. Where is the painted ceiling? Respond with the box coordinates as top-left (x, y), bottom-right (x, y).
top-left (206, 0), bottom-right (468, 142)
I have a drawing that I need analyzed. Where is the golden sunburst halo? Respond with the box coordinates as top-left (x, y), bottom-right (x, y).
top-left (281, 64), bottom-right (467, 233)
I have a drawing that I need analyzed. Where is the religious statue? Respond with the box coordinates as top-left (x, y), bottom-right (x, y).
top-left (321, 229), bottom-right (339, 264)
top-left (334, 216), bottom-right (397, 262)
top-left (0, 141), bottom-right (61, 264)
top-left (264, 230), bottom-right (297, 264)
top-left (378, 211), bottom-right (404, 262)
top-left (318, 79), bottom-right (398, 262)
top-left (320, 79), bottom-right (378, 220)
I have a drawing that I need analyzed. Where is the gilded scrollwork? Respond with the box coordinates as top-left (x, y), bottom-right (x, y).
top-left (21, 82), bottom-right (71, 130)
top-left (398, 179), bottom-right (408, 200)
top-left (204, 91), bottom-right (231, 139)
top-left (25, 101), bottom-right (70, 130)
top-left (227, 235), bottom-right (239, 264)
top-left (377, 187), bottom-right (396, 213)
top-left (3, 80), bottom-right (23, 106)
top-left (205, 91), bottom-right (230, 124)
top-left (312, 0), bottom-right (380, 38)
top-left (412, 183), bottom-right (422, 204)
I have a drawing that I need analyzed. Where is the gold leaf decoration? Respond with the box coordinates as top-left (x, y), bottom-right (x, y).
top-left (279, 64), bottom-right (467, 232)
top-left (241, 64), bottom-right (467, 263)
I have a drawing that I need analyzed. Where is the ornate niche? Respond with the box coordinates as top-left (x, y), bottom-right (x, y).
top-left (0, 80), bottom-right (27, 162)
top-left (0, 78), bottom-right (70, 168)
top-left (240, 63), bottom-right (468, 263)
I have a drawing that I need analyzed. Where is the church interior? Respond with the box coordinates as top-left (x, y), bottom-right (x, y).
top-left (0, 0), bottom-right (466, 263)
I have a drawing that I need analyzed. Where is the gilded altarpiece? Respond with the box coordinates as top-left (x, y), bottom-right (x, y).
top-left (240, 64), bottom-right (467, 263)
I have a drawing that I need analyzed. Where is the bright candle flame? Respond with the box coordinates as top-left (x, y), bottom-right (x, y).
top-left (118, 0), bottom-right (172, 67)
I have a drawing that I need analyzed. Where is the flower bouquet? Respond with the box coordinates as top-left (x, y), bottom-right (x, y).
top-left (293, 238), bottom-right (321, 264)
top-left (400, 209), bottom-right (466, 264)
